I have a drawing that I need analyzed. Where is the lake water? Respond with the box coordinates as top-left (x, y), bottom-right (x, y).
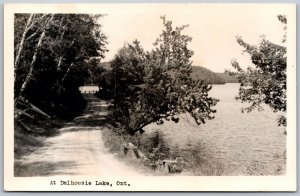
top-left (144, 83), bottom-right (286, 175)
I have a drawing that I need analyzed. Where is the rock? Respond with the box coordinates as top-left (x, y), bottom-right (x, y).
top-left (121, 142), bottom-right (148, 161)
top-left (155, 159), bottom-right (182, 173)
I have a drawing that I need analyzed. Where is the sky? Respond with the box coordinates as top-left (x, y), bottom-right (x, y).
top-left (97, 4), bottom-right (290, 72)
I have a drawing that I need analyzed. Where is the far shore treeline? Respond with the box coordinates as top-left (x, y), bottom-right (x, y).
top-left (86, 62), bottom-right (238, 86)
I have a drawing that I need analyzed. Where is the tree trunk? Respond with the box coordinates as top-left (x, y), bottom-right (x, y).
top-left (57, 56), bottom-right (63, 69)
top-left (14, 14), bottom-right (34, 69)
top-left (61, 63), bottom-right (74, 82)
top-left (56, 17), bottom-right (65, 70)
top-left (19, 31), bottom-right (45, 96)
top-left (18, 14), bottom-right (54, 98)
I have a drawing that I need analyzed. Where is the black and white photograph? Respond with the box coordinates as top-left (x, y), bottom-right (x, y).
top-left (4, 3), bottom-right (296, 191)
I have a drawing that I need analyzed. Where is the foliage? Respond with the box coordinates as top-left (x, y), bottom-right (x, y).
top-left (84, 58), bottom-right (108, 85)
top-left (226, 15), bottom-right (287, 126)
top-left (107, 16), bottom-right (218, 134)
top-left (14, 14), bottom-right (108, 119)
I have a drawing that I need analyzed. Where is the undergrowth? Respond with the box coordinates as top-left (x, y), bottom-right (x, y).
top-left (101, 123), bottom-right (230, 176)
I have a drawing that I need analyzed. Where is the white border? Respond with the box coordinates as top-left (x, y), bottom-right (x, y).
top-left (4, 3), bottom-right (297, 191)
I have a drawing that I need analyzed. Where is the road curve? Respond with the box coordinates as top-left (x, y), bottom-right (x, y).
top-left (16, 94), bottom-right (140, 176)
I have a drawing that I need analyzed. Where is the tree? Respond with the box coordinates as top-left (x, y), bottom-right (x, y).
top-left (18, 14), bottom-right (55, 98)
top-left (109, 16), bottom-right (218, 134)
top-left (14, 14), bottom-right (108, 119)
top-left (226, 15), bottom-right (287, 126)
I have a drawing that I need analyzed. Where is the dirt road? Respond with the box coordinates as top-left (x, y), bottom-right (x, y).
top-left (16, 94), bottom-right (140, 176)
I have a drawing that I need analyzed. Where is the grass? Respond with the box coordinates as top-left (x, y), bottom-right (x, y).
top-left (14, 117), bottom-right (65, 176)
top-left (14, 123), bottom-right (44, 160)
top-left (100, 124), bottom-right (158, 175)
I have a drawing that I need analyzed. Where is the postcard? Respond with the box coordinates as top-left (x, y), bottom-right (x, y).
top-left (4, 3), bottom-right (296, 191)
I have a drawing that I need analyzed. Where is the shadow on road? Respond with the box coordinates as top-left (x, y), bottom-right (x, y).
top-left (15, 160), bottom-right (79, 176)
top-left (67, 94), bottom-right (112, 127)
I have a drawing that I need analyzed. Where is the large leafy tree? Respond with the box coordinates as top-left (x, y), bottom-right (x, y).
top-left (14, 14), bottom-right (108, 119)
top-left (109, 16), bottom-right (218, 134)
top-left (227, 15), bottom-right (287, 126)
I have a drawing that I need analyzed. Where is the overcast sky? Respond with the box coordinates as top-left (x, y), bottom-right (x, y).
top-left (98, 4), bottom-right (290, 72)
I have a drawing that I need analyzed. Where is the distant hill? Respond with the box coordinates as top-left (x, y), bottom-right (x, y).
top-left (98, 62), bottom-right (237, 85)
top-left (191, 66), bottom-right (239, 84)
top-left (215, 72), bottom-right (239, 83)
top-left (191, 66), bottom-right (226, 84)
